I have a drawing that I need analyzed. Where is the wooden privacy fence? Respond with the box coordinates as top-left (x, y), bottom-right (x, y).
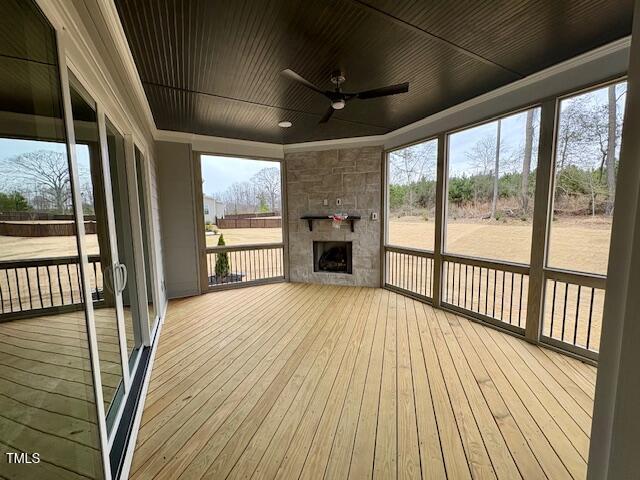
top-left (0, 220), bottom-right (97, 237)
top-left (205, 243), bottom-right (285, 289)
top-left (0, 254), bottom-right (104, 319)
top-left (215, 216), bottom-right (281, 229)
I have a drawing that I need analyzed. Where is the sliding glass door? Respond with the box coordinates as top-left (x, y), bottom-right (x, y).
top-left (0, 1), bottom-right (105, 478)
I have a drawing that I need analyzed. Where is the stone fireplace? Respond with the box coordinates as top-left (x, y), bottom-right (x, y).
top-left (285, 146), bottom-right (382, 287)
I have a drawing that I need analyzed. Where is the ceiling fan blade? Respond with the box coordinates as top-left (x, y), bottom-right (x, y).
top-left (281, 69), bottom-right (325, 95)
top-left (319, 106), bottom-right (335, 124)
top-left (356, 82), bottom-right (409, 100)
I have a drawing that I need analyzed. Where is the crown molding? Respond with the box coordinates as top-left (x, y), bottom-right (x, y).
top-left (156, 130), bottom-right (285, 159)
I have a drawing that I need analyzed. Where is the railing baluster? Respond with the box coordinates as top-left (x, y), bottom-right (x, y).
top-left (573, 285), bottom-right (581, 346)
top-left (550, 280), bottom-right (557, 338)
top-left (67, 264), bottom-right (74, 304)
top-left (25, 267), bottom-right (33, 310)
top-left (46, 266), bottom-right (53, 308)
top-left (76, 263), bottom-right (83, 303)
top-left (470, 266), bottom-right (475, 311)
top-left (477, 267), bottom-right (482, 312)
top-left (492, 269), bottom-right (497, 318)
top-left (586, 287), bottom-right (595, 350)
top-left (561, 282), bottom-right (569, 342)
top-left (6, 270), bottom-right (14, 312)
top-left (500, 271), bottom-right (505, 321)
top-left (0, 273), bottom-right (5, 314)
top-left (457, 263), bottom-right (462, 306)
top-left (14, 269), bottom-right (22, 311)
top-left (56, 265), bottom-right (64, 305)
top-left (508, 272), bottom-right (514, 324)
top-left (485, 268), bottom-right (489, 316)
top-left (464, 265), bottom-right (468, 309)
top-left (518, 273), bottom-right (524, 327)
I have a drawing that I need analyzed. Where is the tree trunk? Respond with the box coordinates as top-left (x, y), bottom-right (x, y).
top-left (521, 110), bottom-right (534, 212)
top-left (606, 84), bottom-right (617, 215)
top-left (491, 120), bottom-right (501, 219)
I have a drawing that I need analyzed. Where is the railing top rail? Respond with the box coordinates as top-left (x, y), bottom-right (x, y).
top-left (205, 242), bottom-right (284, 253)
top-left (442, 253), bottom-right (530, 275)
top-left (544, 267), bottom-right (606, 289)
top-left (0, 254), bottom-right (101, 269)
top-left (384, 244), bottom-right (435, 257)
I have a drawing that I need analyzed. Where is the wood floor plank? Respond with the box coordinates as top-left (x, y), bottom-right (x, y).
top-left (434, 311), bottom-right (521, 480)
top-left (271, 288), bottom-right (370, 479)
top-left (395, 294), bottom-right (422, 480)
top-left (426, 309), bottom-right (497, 480)
top-left (469, 321), bottom-right (586, 478)
top-left (250, 288), bottom-right (366, 479)
top-left (454, 315), bottom-right (572, 480)
top-left (486, 327), bottom-right (590, 460)
top-left (415, 303), bottom-right (472, 480)
top-left (373, 288), bottom-right (398, 480)
top-left (131, 285), bottom-right (319, 476)
top-left (348, 289), bottom-right (390, 480)
top-left (225, 287), bottom-right (352, 480)
top-left (139, 285), bottom-right (313, 433)
top-left (127, 284), bottom-right (595, 480)
top-left (197, 286), bottom-right (344, 480)
top-left (297, 289), bottom-right (377, 480)
top-left (151, 286), bottom-right (339, 480)
top-left (405, 294), bottom-right (446, 479)
top-left (322, 289), bottom-right (383, 480)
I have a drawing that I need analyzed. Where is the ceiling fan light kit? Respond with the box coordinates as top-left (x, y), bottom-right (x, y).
top-left (281, 68), bottom-right (409, 124)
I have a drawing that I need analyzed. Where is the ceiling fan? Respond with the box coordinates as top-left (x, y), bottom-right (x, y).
top-left (282, 69), bottom-right (409, 123)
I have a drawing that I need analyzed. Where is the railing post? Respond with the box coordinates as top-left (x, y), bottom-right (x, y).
top-left (432, 133), bottom-right (447, 308)
top-left (525, 99), bottom-right (558, 343)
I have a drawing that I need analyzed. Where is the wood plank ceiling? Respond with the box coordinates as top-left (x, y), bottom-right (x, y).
top-left (114, 0), bottom-right (633, 144)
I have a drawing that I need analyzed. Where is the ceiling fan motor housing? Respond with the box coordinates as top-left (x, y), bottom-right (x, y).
top-left (330, 70), bottom-right (346, 85)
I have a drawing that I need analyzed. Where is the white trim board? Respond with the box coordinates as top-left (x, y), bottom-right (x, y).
top-left (119, 298), bottom-right (168, 480)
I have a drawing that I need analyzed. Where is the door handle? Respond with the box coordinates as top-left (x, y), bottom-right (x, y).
top-left (117, 263), bottom-right (128, 293)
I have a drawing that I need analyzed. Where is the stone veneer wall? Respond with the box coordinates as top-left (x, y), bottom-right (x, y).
top-left (285, 146), bottom-right (383, 287)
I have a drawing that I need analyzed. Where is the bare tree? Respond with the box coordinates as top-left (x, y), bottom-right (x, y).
top-left (251, 167), bottom-right (281, 212)
top-left (466, 134), bottom-right (496, 175)
top-left (521, 110), bottom-right (535, 212)
top-left (7, 150), bottom-right (72, 213)
top-left (389, 141), bottom-right (436, 215)
top-left (605, 84), bottom-right (617, 215)
top-left (490, 119), bottom-right (502, 219)
top-left (556, 97), bottom-right (590, 170)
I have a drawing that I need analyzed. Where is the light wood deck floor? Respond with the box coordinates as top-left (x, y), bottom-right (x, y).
top-left (131, 282), bottom-right (597, 480)
top-left (0, 307), bottom-right (126, 479)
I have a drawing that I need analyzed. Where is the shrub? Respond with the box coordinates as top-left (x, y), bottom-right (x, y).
top-left (215, 234), bottom-right (230, 278)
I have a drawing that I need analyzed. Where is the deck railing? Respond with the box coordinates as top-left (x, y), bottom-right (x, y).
top-left (541, 268), bottom-right (605, 359)
top-left (384, 245), bottom-right (434, 300)
top-left (383, 245), bottom-right (604, 360)
top-left (441, 254), bottom-right (530, 334)
top-left (206, 243), bottom-right (285, 289)
top-left (0, 254), bottom-right (104, 318)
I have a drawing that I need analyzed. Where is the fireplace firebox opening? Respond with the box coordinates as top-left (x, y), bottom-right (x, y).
top-left (313, 241), bottom-right (353, 274)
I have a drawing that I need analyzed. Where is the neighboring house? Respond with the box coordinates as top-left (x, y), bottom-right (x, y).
top-left (203, 194), bottom-right (225, 224)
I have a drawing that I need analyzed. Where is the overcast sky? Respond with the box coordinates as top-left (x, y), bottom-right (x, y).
top-left (200, 155), bottom-right (280, 197)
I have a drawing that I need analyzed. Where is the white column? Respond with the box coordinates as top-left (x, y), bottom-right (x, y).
top-left (588, 1), bottom-right (640, 477)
